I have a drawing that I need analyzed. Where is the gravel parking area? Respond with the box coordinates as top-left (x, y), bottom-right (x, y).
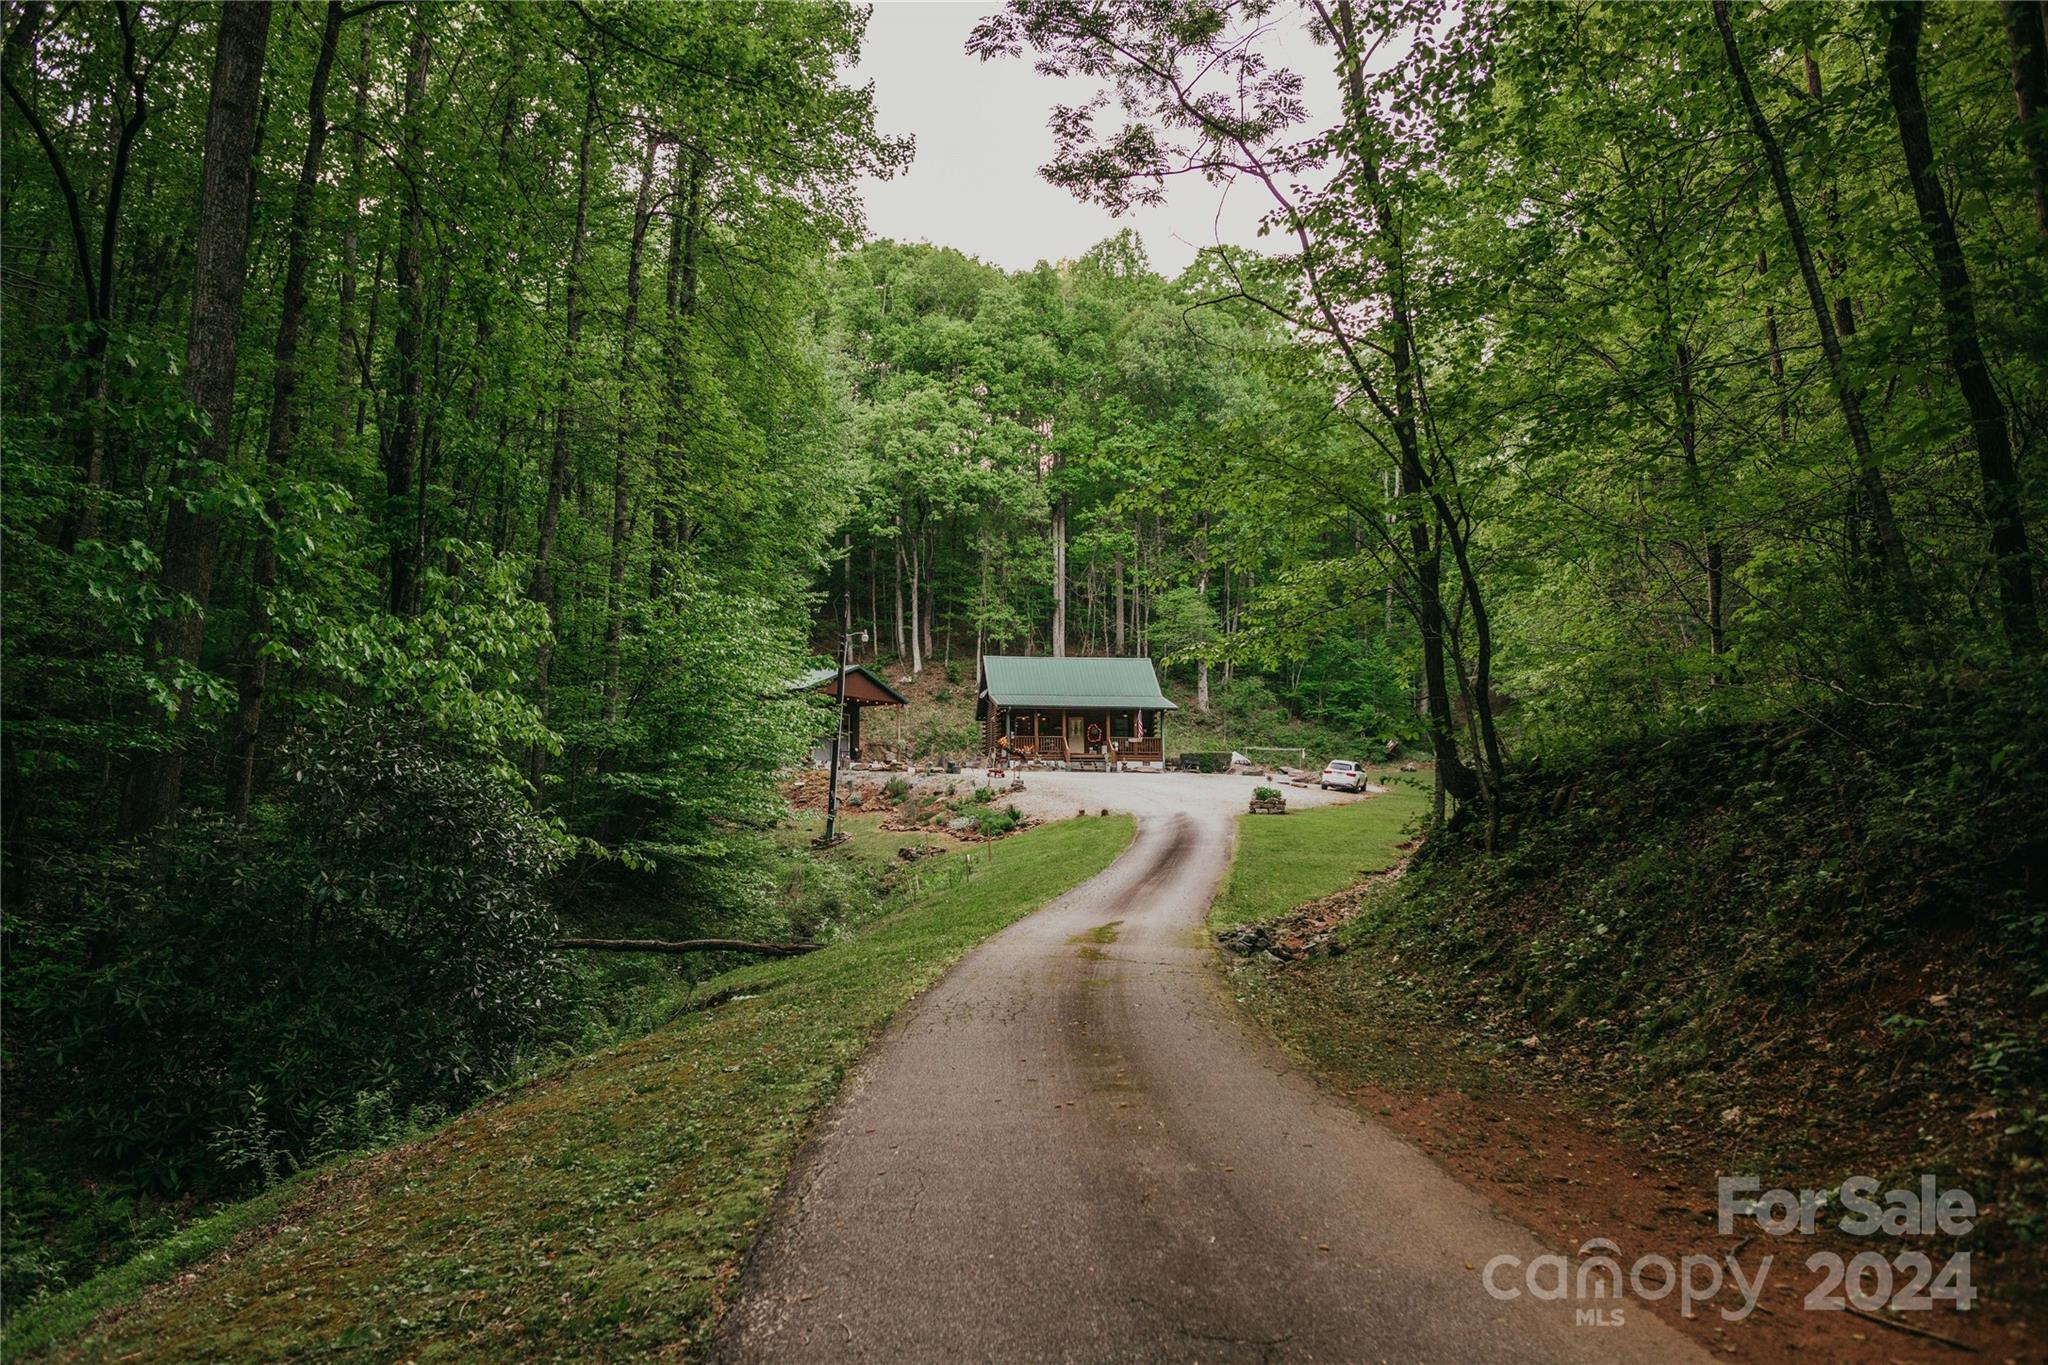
top-left (901, 765), bottom-right (1375, 825)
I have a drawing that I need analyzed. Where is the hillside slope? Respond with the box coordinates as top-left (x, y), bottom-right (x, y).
top-left (1226, 675), bottom-right (2047, 1336)
top-left (7, 817), bottom-right (1134, 1361)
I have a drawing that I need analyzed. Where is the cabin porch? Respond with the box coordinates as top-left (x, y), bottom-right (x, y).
top-left (986, 706), bottom-right (1167, 769)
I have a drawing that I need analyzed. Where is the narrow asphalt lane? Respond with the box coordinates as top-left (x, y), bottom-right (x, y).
top-left (717, 779), bottom-right (1708, 1362)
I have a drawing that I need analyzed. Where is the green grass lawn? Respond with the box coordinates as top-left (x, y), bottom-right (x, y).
top-left (8, 814), bottom-right (1134, 1363)
top-left (1210, 782), bottom-right (1428, 931)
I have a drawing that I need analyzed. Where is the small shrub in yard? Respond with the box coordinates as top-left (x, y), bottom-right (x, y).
top-left (1252, 786), bottom-right (1282, 801)
top-left (973, 806), bottom-right (1023, 838)
top-left (973, 786), bottom-right (996, 804)
top-left (884, 776), bottom-right (912, 802)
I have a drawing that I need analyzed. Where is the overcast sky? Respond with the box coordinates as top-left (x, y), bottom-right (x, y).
top-left (849, 2), bottom-right (1346, 277)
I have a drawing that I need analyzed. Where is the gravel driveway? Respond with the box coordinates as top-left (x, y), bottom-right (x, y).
top-left (719, 772), bottom-right (1703, 1362)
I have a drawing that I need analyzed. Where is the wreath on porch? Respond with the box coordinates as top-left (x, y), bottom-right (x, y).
top-left (1085, 721), bottom-right (1104, 745)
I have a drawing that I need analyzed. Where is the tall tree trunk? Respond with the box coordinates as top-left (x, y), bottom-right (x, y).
top-left (679, 150), bottom-right (704, 316)
top-left (462, 55), bottom-right (520, 569)
top-left (530, 74), bottom-right (599, 595)
top-left (1313, 0), bottom-right (1482, 804)
top-left (1220, 568), bottom-right (1232, 686)
top-left (1195, 564), bottom-right (1211, 715)
top-left (85, 1), bottom-right (142, 533)
top-left (1887, 3), bottom-right (2040, 650)
top-left (921, 524), bottom-right (935, 664)
top-left (655, 144), bottom-right (704, 561)
top-left (90, 4), bottom-right (140, 540)
top-left (1113, 548), bottom-right (1126, 652)
top-left (2004, 0), bottom-right (2048, 237)
top-left (1715, 1), bottom-right (1919, 624)
top-left (527, 67), bottom-right (599, 793)
top-left (977, 523), bottom-right (993, 660)
top-left (5, 1), bottom-right (150, 548)
top-left (228, 0), bottom-right (347, 819)
top-left (384, 6), bottom-right (431, 617)
top-left (651, 141), bottom-right (703, 587)
top-left (1673, 339), bottom-right (1726, 666)
top-left (908, 520), bottom-right (924, 676)
top-left (893, 525), bottom-right (906, 656)
top-left (120, 1), bottom-right (273, 835)
top-left (1084, 559), bottom-right (1098, 653)
top-left (332, 19), bottom-right (371, 458)
top-left (604, 133), bottom-right (659, 724)
top-left (1050, 491), bottom-right (1067, 657)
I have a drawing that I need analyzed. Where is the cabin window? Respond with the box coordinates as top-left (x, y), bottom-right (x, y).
top-left (1111, 712), bottom-right (1132, 739)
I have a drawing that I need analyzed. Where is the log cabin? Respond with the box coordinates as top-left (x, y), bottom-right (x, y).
top-left (977, 655), bottom-right (1175, 771)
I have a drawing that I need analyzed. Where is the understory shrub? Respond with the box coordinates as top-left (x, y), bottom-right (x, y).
top-left (5, 714), bottom-right (572, 1202)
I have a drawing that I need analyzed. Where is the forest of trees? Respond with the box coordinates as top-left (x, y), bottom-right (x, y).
top-left (2, 0), bottom-right (906, 1289)
top-left (4, 0), bottom-right (2044, 1306)
top-left (820, 0), bottom-right (2046, 829)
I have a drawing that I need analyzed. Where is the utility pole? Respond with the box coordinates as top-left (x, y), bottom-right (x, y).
top-left (821, 629), bottom-right (869, 846)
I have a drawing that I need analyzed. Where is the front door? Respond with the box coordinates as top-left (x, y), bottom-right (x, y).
top-left (1065, 713), bottom-right (1086, 755)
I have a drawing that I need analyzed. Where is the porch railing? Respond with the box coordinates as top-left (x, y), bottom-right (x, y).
top-left (993, 734), bottom-right (1162, 763)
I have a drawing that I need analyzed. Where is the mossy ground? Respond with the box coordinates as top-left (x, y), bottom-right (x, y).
top-left (7, 815), bottom-right (1134, 1362)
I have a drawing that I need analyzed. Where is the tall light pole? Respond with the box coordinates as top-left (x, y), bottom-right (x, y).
top-left (821, 630), bottom-right (868, 846)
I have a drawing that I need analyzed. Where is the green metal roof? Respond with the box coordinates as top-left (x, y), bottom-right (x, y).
top-left (979, 655), bottom-right (1177, 711)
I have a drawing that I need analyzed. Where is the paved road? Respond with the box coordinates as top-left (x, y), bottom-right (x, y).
top-left (718, 775), bottom-right (1707, 1362)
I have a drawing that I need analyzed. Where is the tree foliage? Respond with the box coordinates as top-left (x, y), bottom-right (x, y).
top-left (5, 0), bottom-right (2046, 1310)
top-left (947, 0), bottom-right (2045, 776)
top-left (2, 0), bottom-right (905, 1279)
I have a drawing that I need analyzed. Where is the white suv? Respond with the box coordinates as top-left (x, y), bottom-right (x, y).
top-left (1320, 759), bottom-right (1364, 791)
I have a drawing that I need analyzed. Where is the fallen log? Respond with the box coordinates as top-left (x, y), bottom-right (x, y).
top-left (554, 937), bottom-right (821, 957)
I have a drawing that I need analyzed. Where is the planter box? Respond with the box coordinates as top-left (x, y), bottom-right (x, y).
top-left (1248, 797), bottom-right (1288, 815)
